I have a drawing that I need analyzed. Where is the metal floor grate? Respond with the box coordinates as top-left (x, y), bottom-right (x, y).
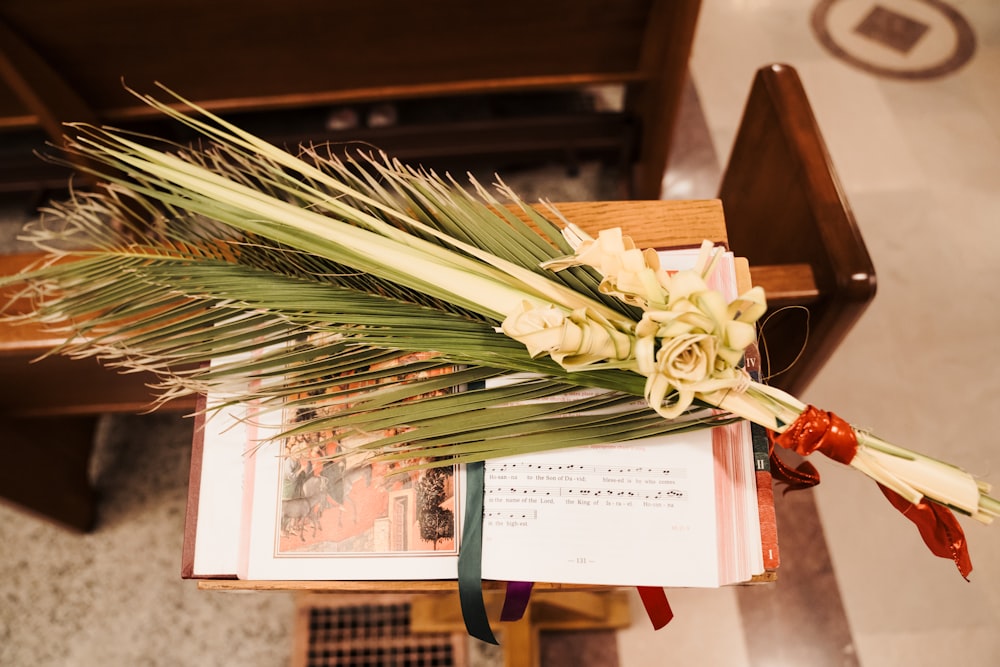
top-left (293, 595), bottom-right (467, 667)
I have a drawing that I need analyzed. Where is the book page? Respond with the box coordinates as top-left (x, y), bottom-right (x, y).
top-left (479, 247), bottom-right (762, 587)
top-left (239, 436), bottom-right (463, 580)
top-left (187, 401), bottom-right (249, 578)
top-left (238, 352), bottom-right (463, 580)
top-left (480, 428), bottom-right (743, 588)
top-left (713, 419), bottom-right (763, 584)
top-left (185, 349), bottom-right (262, 579)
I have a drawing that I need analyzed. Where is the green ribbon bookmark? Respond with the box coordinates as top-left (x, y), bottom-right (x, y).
top-left (458, 461), bottom-right (499, 645)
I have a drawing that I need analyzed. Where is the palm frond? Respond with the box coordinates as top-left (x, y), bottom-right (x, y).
top-left (1, 88), bottom-right (682, 469)
top-left (6, 85), bottom-right (994, 535)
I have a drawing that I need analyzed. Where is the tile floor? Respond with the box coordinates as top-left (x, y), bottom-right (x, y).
top-left (2, 1), bottom-right (999, 666)
top-left (635, 1), bottom-right (1000, 665)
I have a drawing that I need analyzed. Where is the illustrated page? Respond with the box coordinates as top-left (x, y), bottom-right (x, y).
top-left (239, 352), bottom-right (463, 580)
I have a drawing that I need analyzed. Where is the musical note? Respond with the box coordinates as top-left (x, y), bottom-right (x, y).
top-left (486, 486), bottom-right (556, 496)
top-left (486, 486), bottom-right (685, 500)
top-left (488, 461), bottom-right (685, 478)
top-left (488, 462), bottom-right (593, 473)
top-left (485, 510), bottom-right (539, 520)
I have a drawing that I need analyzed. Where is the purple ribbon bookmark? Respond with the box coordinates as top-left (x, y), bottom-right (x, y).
top-left (500, 581), bottom-right (534, 622)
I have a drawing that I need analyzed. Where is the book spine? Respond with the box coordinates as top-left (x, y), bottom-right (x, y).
top-left (745, 343), bottom-right (780, 572)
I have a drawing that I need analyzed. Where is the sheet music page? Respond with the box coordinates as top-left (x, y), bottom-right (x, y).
top-left (480, 431), bottom-right (726, 587)
top-left (479, 247), bottom-right (755, 588)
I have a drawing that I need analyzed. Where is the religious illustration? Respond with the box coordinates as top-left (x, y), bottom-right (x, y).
top-left (274, 351), bottom-right (458, 556)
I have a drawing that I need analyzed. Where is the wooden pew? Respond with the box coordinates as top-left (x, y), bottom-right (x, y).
top-left (722, 64), bottom-right (877, 396)
top-left (0, 0), bottom-right (700, 199)
top-left (0, 252), bottom-right (197, 530)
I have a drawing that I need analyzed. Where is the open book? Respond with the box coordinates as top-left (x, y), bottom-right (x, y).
top-left (182, 248), bottom-right (778, 586)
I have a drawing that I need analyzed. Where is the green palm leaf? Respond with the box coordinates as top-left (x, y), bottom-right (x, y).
top-left (1, 86), bottom-right (709, 471)
top-left (4, 85), bottom-right (997, 528)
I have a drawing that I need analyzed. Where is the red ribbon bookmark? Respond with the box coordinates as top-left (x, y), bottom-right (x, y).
top-left (636, 586), bottom-right (674, 629)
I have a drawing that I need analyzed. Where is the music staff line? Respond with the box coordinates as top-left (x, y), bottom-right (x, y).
top-left (487, 461), bottom-right (686, 478)
top-left (485, 509), bottom-right (539, 520)
top-left (485, 486), bottom-right (686, 500)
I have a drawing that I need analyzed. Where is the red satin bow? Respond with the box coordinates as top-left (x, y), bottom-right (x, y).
top-left (768, 405), bottom-right (973, 579)
top-left (772, 405), bottom-right (858, 464)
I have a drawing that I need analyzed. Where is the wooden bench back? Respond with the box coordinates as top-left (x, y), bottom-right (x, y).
top-left (721, 64), bottom-right (877, 395)
top-left (2, 1), bottom-right (650, 120)
top-left (0, 0), bottom-right (700, 198)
